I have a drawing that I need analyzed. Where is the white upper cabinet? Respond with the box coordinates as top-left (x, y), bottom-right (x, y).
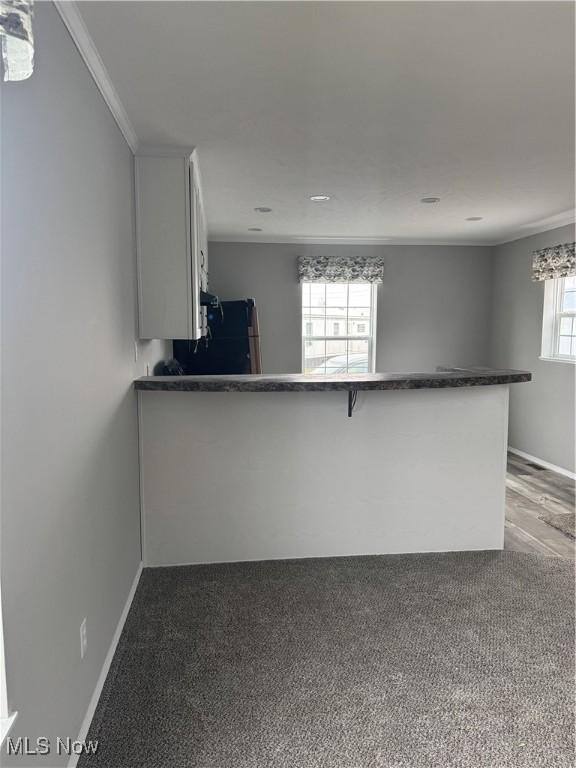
top-left (135, 147), bottom-right (207, 340)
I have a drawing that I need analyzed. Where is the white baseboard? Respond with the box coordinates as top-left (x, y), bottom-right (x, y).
top-left (508, 447), bottom-right (575, 480)
top-left (67, 562), bottom-right (143, 768)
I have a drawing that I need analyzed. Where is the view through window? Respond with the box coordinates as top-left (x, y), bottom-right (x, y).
top-left (302, 282), bottom-right (377, 373)
top-left (556, 276), bottom-right (576, 357)
top-left (542, 275), bottom-right (576, 361)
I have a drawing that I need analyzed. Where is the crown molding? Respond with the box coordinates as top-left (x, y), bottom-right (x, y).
top-left (208, 235), bottom-right (495, 246)
top-left (212, 210), bottom-right (576, 247)
top-left (135, 144), bottom-right (196, 158)
top-left (495, 209), bottom-right (575, 245)
top-left (54, 1), bottom-right (139, 153)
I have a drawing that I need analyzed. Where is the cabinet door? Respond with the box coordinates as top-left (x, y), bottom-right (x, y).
top-left (188, 168), bottom-right (202, 340)
top-left (198, 199), bottom-right (208, 291)
top-left (136, 156), bottom-right (195, 339)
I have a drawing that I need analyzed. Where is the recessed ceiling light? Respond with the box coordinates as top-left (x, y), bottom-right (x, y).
top-left (466, 216), bottom-right (483, 221)
top-left (420, 197), bottom-right (441, 204)
top-left (248, 227), bottom-right (263, 232)
top-left (310, 195), bottom-right (330, 202)
top-left (254, 207), bottom-right (272, 213)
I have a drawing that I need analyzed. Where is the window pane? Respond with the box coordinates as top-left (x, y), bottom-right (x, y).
top-left (310, 284), bottom-right (326, 307)
top-left (325, 340), bottom-right (347, 358)
top-left (325, 306), bottom-right (347, 319)
top-left (348, 360), bottom-right (369, 373)
top-left (564, 276), bottom-right (576, 291)
top-left (348, 320), bottom-right (369, 336)
top-left (348, 284), bottom-right (371, 307)
top-left (558, 336), bottom-right (572, 355)
top-left (562, 291), bottom-right (576, 311)
top-left (301, 283), bottom-right (311, 307)
top-left (324, 344), bottom-right (347, 373)
top-left (560, 317), bottom-right (573, 335)
top-left (348, 307), bottom-right (371, 335)
top-left (349, 307), bottom-right (371, 319)
top-left (326, 284), bottom-right (347, 306)
top-left (302, 315), bottom-right (325, 336)
top-left (303, 339), bottom-right (326, 373)
top-left (349, 338), bottom-right (369, 357)
top-left (325, 315), bottom-right (345, 336)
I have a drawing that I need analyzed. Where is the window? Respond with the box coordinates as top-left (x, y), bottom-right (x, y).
top-left (301, 282), bottom-right (377, 373)
top-left (0, 585), bottom-right (17, 745)
top-left (541, 276), bottom-right (576, 362)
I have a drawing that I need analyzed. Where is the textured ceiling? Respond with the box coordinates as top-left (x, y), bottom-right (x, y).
top-left (79, 1), bottom-right (575, 244)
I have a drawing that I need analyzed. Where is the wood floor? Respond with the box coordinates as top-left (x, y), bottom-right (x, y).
top-left (504, 452), bottom-right (575, 559)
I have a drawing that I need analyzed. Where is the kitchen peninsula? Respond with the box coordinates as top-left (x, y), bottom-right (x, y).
top-left (135, 368), bottom-right (530, 566)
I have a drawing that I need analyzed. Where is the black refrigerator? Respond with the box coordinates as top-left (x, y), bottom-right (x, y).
top-left (173, 299), bottom-right (262, 375)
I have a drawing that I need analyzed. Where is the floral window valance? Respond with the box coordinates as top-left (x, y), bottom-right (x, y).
top-left (532, 242), bottom-right (576, 282)
top-left (0, 0), bottom-right (34, 82)
top-left (298, 255), bottom-right (384, 284)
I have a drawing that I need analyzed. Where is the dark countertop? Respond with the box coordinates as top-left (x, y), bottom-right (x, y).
top-left (134, 368), bottom-right (531, 392)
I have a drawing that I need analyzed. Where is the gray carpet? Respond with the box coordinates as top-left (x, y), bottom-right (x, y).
top-left (79, 552), bottom-right (574, 768)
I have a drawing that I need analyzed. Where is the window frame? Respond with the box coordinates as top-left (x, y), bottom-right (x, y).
top-left (0, 586), bottom-right (17, 745)
top-left (541, 276), bottom-right (576, 364)
top-left (301, 282), bottom-right (378, 374)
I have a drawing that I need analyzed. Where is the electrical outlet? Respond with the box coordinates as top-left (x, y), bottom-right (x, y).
top-left (80, 618), bottom-right (87, 659)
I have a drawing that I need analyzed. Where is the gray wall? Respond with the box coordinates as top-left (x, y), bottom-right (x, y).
top-left (1, 4), bottom-right (163, 763)
top-left (490, 224), bottom-right (575, 472)
top-left (208, 242), bottom-right (494, 374)
top-left (0, 8), bottom-right (572, 760)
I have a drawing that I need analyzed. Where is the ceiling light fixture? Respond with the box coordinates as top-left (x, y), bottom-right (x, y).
top-left (248, 227), bottom-right (263, 232)
top-left (420, 197), bottom-right (441, 204)
top-left (254, 207), bottom-right (272, 213)
top-left (466, 216), bottom-right (483, 221)
top-left (310, 195), bottom-right (330, 202)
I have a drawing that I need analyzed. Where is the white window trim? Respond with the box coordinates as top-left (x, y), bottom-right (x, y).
top-left (301, 283), bottom-right (378, 373)
top-left (0, 90), bottom-right (17, 747)
top-left (0, 586), bottom-right (17, 746)
top-left (541, 277), bottom-right (576, 364)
